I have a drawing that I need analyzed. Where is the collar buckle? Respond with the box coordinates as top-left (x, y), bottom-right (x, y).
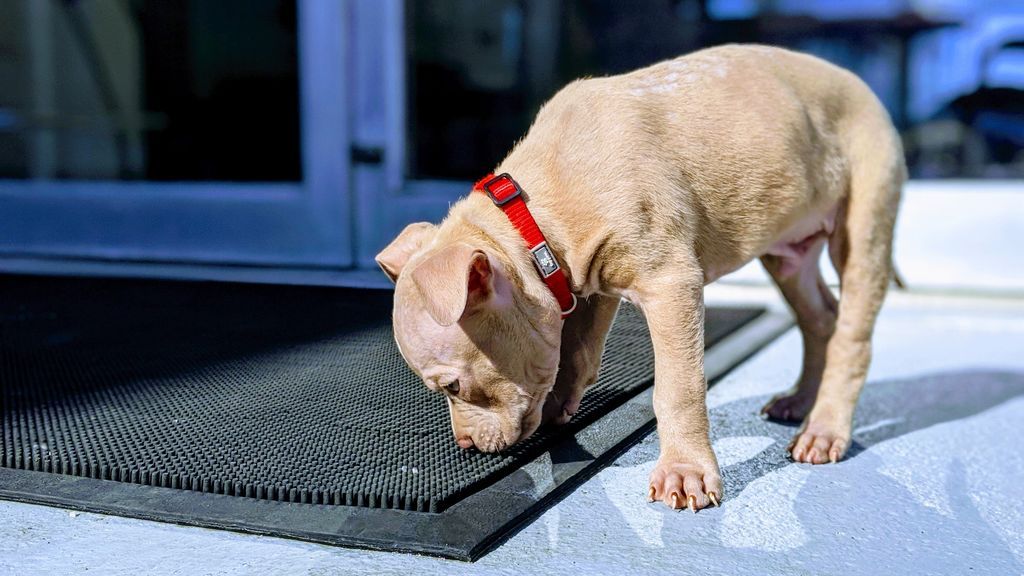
top-left (480, 173), bottom-right (522, 206)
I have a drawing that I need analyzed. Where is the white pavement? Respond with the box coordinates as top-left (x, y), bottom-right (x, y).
top-left (2, 287), bottom-right (1023, 576)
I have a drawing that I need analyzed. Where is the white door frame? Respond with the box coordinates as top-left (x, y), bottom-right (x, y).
top-left (349, 0), bottom-right (470, 269)
top-left (0, 0), bottom-right (353, 269)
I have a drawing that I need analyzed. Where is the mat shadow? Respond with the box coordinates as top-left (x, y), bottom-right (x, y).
top-left (0, 274), bottom-right (392, 403)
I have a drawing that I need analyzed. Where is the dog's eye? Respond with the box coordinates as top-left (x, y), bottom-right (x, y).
top-left (444, 380), bottom-right (461, 395)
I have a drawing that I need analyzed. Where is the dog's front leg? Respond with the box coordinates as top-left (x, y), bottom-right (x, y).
top-left (639, 269), bottom-right (722, 512)
top-left (544, 294), bottom-right (621, 425)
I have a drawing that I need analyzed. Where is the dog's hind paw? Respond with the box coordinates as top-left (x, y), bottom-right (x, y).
top-left (761, 389), bottom-right (815, 422)
top-left (787, 419), bottom-right (850, 464)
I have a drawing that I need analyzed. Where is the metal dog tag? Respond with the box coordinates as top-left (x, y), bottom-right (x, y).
top-left (531, 242), bottom-right (560, 278)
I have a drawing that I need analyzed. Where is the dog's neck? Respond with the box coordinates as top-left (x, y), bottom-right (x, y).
top-left (444, 170), bottom-right (597, 322)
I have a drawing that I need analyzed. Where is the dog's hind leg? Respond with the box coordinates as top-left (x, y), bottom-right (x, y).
top-left (759, 237), bottom-right (837, 423)
top-left (788, 114), bottom-right (904, 465)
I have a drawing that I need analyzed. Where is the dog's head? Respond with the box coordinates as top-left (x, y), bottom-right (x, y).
top-left (376, 222), bottom-right (563, 452)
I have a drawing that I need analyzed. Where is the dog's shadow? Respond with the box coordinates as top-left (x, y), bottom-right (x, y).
top-left (710, 369), bottom-right (1024, 498)
top-left (488, 369), bottom-right (1024, 567)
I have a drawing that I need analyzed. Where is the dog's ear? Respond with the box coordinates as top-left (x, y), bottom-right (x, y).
top-left (375, 222), bottom-right (437, 283)
top-left (410, 243), bottom-right (495, 327)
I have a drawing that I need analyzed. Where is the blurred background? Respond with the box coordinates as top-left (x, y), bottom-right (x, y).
top-left (0, 0), bottom-right (1021, 286)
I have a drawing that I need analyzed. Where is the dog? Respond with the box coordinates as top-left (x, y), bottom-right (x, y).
top-left (376, 44), bottom-right (904, 511)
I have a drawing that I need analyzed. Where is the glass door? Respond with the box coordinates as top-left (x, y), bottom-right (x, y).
top-left (0, 0), bottom-right (352, 268)
top-left (351, 0), bottom-right (695, 267)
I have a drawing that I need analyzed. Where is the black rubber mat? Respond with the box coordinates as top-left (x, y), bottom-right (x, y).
top-left (0, 274), bottom-right (774, 558)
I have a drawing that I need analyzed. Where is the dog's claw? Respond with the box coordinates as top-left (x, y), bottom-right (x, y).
top-left (671, 492), bottom-right (681, 509)
top-left (648, 486), bottom-right (656, 503)
top-left (708, 492), bottom-right (719, 507)
top-left (687, 494), bottom-right (697, 513)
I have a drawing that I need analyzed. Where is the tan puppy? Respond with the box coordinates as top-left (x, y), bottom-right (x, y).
top-left (376, 45), bottom-right (903, 511)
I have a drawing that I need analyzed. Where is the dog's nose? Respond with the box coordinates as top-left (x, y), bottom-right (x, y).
top-left (456, 435), bottom-right (474, 449)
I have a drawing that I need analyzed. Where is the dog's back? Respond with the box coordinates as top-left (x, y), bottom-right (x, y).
top-left (499, 44), bottom-right (903, 278)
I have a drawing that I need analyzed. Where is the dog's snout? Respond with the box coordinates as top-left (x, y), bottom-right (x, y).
top-left (454, 427), bottom-right (508, 452)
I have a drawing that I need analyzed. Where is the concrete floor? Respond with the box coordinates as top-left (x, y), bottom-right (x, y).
top-left (2, 287), bottom-right (1023, 575)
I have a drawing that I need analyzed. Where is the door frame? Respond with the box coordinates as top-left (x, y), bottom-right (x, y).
top-left (349, 0), bottom-right (471, 269)
top-left (0, 0), bottom-right (353, 269)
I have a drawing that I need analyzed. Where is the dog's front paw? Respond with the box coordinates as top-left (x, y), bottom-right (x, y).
top-left (787, 414), bottom-right (851, 464)
top-left (541, 387), bottom-right (584, 425)
top-left (648, 456), bottom-right (722, 512)
top-left (543, 365), bottom-right (597, 426)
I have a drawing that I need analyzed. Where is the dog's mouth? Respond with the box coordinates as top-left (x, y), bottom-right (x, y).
top-left (515, 408), bottom-right (544, 444)
top-left (471, 398), bottom-right (545, 453)
top-left (449, 384), bottom-right (553, 452)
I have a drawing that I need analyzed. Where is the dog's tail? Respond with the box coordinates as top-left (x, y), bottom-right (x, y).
top-left (892, 260), bottom-right (907, 290)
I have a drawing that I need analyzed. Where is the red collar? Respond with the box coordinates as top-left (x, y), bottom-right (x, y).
top-left (473, 173), bottom-right (577, 319)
